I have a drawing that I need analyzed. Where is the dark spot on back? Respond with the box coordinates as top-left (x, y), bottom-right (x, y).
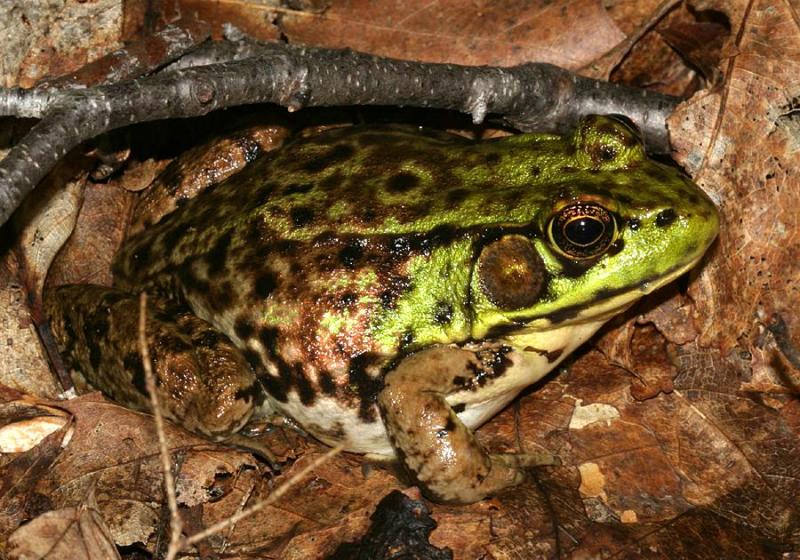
top-left (683, 242), bottom-right (700, 259)
top-left (303, 143), bottom-right (356, 173)
top-left (628, 218), bottom-right (641, 231)
top-left (485, 152), bottom-right (501, 165)
top-left (423, 224), bottom-right (458, 253)
top-left (386, 172), bottom-right (420, 193)
top-left (259, 327), bottom-right (280, 358)
top-left (272, 239), bottom-right (300, 256)
top-left (338, 292), bottom-right (357, 308)
top-left (531, 165), bottom-right (541, 177)
top-left (686, 192), bottom-right (701, 205)
top-left (234, 318), bottom-right (255, 340)
top-left (320, 171), bottom-right (344, 191)
top-left (207, 231), bottom-right (233, 275)
top-left (159, 220), bottom-right (188, 256)
top-left (647, 167), bottom-right (672, 184)
top-left (290, 206), bottom-right (315, 227)
top-left (380, 290), bottom-right (396, 309)
top-left (524, 345), bottom-right (564, 363)
top-left (339, 241), bottom-right (364, 268)
top-left (253, 181), bottom-right (277, 208)
top-left (446, 188), bottom-right (468, 205)
top-left (124, 353), bottom-right (147, 395)
top-left (293, 363), bottom-right (317, 406)
top-left (360, 208), bottom-right (378, 223)
top-left (284, 182), bottom-right (313, 195)
top-left (503, 191), bottom-right (520, 209)
top-left (433, 301), bottom-right (454, 325)
top-left (253, 272), bottom-right (278, 298)
top-left (244, 218), bottom-right (267, 246)
top-left (208, 281), bottom-right (235, 313)
top-left (452, 403), bottom-right (466, 414)
top-left (242, 348), bottom-right (264, 369)
top-left (656, 209), bottom-right (677, 228)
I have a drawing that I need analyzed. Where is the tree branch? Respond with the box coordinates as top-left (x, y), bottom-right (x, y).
top-left (0, 42), bottom-right (679, 227)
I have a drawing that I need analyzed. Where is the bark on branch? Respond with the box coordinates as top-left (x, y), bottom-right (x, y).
top-left (0, 41), bottom-right (679, 227)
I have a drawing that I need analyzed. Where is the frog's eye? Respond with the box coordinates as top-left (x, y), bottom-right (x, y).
top-left (548, 203), bottom-right (617, 259)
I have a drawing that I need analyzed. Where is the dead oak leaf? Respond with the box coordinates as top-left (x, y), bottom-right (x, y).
top-left (182, 0), bottom-right (626, 69)
top-left (7, 502), bottom-right (120, 560)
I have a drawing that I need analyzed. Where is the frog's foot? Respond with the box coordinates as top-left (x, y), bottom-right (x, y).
top-left (379, 346), bottom-right (547, 504)
top-left (45, 285), bottom-right (259, 439)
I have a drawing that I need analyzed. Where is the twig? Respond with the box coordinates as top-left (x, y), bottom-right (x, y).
top-left (42, 19), bottom-right (211, 88)
top-left (0, 41), bottom-right (679, 227)
top-left (138, 293), bottom-right (184, 560)
top-left (766, 314), bottom-right (800, 391)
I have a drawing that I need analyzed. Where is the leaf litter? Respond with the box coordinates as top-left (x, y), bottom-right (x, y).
top-left (0, 0), bottom-right (798, 558)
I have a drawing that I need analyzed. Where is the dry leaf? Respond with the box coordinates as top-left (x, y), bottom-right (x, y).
top-left (0, 1), bottom-right (124, 88)
top-left (7, 503), bottom-right (121, 560)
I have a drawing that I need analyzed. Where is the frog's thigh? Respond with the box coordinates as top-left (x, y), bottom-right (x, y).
top-left (378, 346), bottom-right (523, 504)
top-left (46, 285), bottom-right (259, 439)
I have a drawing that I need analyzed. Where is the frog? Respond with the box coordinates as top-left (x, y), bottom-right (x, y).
top-left (45, 115), bottom-right (719, 504)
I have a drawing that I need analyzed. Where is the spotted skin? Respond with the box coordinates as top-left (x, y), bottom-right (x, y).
top-left (47, 116), bottom-right (719, 503)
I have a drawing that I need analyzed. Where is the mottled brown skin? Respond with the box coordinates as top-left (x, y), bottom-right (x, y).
top-left (45, 285), bottom-right (258, 438)
top-left (46, 118), bottom-right (719, 503)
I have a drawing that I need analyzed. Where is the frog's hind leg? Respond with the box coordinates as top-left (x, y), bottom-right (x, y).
top-left (45, 285), bottom-right (260, 439)
top-left (378, 345), bottom-right (556, 504)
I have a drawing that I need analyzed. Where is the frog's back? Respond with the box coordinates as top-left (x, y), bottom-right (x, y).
top-left (114, 126), bottom-right (541, 441)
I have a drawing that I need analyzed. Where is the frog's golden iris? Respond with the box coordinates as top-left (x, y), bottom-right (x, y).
top-left (46, 115), bottom-right (719, 503)
top-left (548, 202), bottom-right (617, 259)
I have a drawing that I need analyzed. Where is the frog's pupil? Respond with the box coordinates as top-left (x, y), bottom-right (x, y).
top-left (564, 217), bottom-right (604, 246)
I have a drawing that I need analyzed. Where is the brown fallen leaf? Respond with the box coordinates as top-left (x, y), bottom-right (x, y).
top-left (184, 0), bottom-right (626, 69)
top-left (6, 501), bottom-right (121, 560)
top-left (0, 389), bottom-right (71, 542)
top-left (1, 1), bottom-right (124, 88)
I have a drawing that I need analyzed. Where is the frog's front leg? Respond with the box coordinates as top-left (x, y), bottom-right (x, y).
top-left (379, 345), bottom-right (555, 504)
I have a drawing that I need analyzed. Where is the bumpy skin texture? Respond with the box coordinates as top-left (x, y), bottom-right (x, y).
top-left (48, 116), bottom-right (719, 503)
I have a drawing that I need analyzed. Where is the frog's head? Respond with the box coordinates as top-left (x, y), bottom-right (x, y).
top-left (470, 115), bottom-right (719, 337)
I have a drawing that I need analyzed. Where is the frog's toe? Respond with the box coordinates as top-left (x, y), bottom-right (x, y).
top-left (492, 451), bottom-right (561, 468)
top-left (224, 432), bottom-right (281, 469)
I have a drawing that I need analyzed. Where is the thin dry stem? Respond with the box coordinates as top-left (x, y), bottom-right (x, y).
top-left (138, 293), bottom-right (184, 560)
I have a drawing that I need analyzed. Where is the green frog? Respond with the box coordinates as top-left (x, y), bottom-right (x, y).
top-left (46, 115), bottom-right (719, 503)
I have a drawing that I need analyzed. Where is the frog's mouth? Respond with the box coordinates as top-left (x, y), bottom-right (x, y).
top-left (521, 253), bottom-right (707, 331)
